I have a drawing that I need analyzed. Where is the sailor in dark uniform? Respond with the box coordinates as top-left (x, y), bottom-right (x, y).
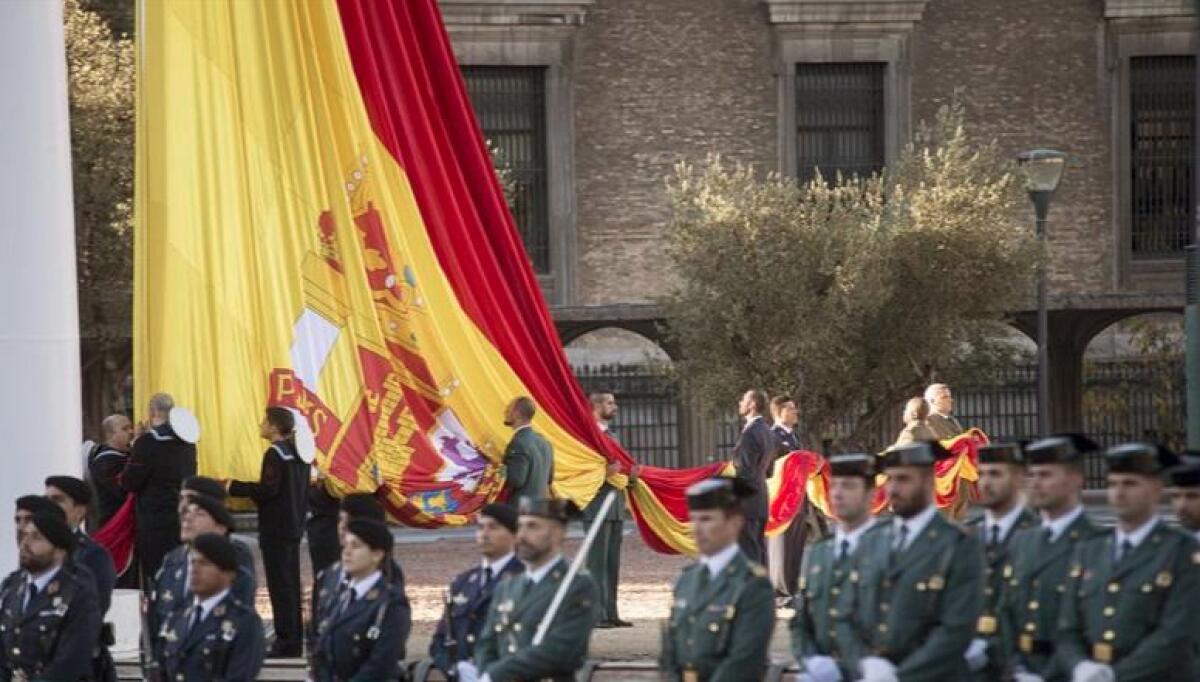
top-left (156, 532), bottom-right (265, 681)
top-left (0, 511), bottom-right (102, 681)
top-left (767, 394), bottom-right (823, 598)
top-left (148, 493), bottom-right (256, 664)
top-left (122, 393), bottom-right (198, 586)
top-left (308, 493), bottom-right (411, 661)
top-left (310, 518), bottom-right (410, 681)
top-left (227, 406), bottom-right (310, 658)
top-left (429, 503), bottom-right (525, 678)
top-left (44, 475), bottom-right (119, 682)
top-left (88, 413), bottom-right (133, 529)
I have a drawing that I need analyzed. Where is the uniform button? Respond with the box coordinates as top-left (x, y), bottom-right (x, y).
top-left (1103, 630), bottom-right (1115, 641)
top-left (878, 624), bottom-right (888, 633)
top-left (1025, 623), bottom-right (1036, 632)
top-left (1103, 607), bottom-right (1115, 617)
top-left (508, 645), bottom-right (517, 653)
top-left (1028, 601), bottom-right (1039, 610)
top-left (829, 609), bottom-right (838, 617)
top-left (985, 588), bottom-right (994, 596)
top-left (494, 624), bottom-right (503, 632)
top-left (1107, 583), bottom-right (1119, 593)
top-left (831, 587), bottom-right (840, 596)
top-left (708, 623), bottom-right (719, 633)
top-left (512, 623), bottom-right (522, 632)
top-left (880, 603), bottom-right (890, 612)
top-left (466, 634), bottom-right (475, 643)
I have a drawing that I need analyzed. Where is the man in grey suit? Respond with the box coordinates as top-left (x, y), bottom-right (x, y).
top-left (733, 389), bottom-right (779, 564)
top-left (501, 397), bottom-right (554, 503)
top-left (924, 383), bottom-right (964, 440)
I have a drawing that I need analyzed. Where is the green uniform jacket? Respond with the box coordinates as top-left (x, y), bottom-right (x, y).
top-left (502, 427), bottom-right (554, 503)
top-left (789, 523), bottom-right (883, 678)
top-left (847, 512), bottom-right (983, 682)
top-left (474, 557), bottom-right (596, 682)
top-left (999, 511), bottom-right (1099, 681)
top-left (965, 508), bottom-right (1038, 681)
top-left (660, 550), bottom-right (775, 682)
top-left (1055, 521), bottom-right (1200, 682)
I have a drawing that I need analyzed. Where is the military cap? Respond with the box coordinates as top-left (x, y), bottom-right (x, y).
top-left (191, 532), bottom-right (240, 572)
top-left (1169, 455), bottom-right (1200, 488)
top-left (880, 440), bottom-right (952, 469)
top-left (829, 453), bottom-right (877, 480)
top-left (45, 475), bottom-right (92, 506)
top-left (183, 475), bottom-right (228, 501)
top-left (517, 496), bottom-right (580, 523)
top-left (186, 493), bottom-right (235, 533)
top-left (31, 511), bottom-right (75, 552)
top-left (1105, 442), bottom-right (1181, 476)
top-left (977, 442), bottom-right (1026, 466)
top-left (480, 503), bottom-right (518, 534)
top-left (1024, 433), bottom-right (1099, 465)
top-left (16, 495), bottom-right (65, 520)
top-left (346, 518), bottom-right (393, 553)
top-left (341, 492), bottom-right (386, 522)
top-left (684, 477), bottom-right (755, 512)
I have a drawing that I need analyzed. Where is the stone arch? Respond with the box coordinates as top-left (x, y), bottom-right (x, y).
top-left (563, 326), bottom-right (673, 368)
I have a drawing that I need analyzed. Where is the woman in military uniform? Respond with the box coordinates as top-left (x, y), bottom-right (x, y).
top-left (310, 518), bottom-right (409, 681)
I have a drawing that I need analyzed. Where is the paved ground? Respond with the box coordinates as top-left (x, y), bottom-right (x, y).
top-left (239, 528), bottom-right (796, 662)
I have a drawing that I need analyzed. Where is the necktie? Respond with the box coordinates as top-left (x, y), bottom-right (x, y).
top-left (989, 525), bottom-right (1001, 548)
top-left (838, 539), bottom-right (850, 562)
top-left (1042, 527), bottom-right (1054, 544)
top-left (1115, 539), bottom-right (1133, 564)
top-left (484, 566), bottom-right (493, 584)
top-left (24, 582), bottom-right (37, 613)
top-left (893, 524), bottom-right (909, 553)
top-left (187, 607), bottom-right (203, 637)
top-left (336, 587), bottom-right (355, 617)
top-left (696, 566), bottom-right (711, 591)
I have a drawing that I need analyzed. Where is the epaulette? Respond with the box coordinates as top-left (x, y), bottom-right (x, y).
top-left (749, 563), bottom-right (768, 578)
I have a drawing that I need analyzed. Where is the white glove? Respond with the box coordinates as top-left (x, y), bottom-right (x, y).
top-left (858, 656), bottom-right (898, 682)
top-left (1072, 660), bottom-right (1115, 682)
top-left (455, 661), bottom-right (480, 682)
top-left (1014, 673), bottom-right (1045, 682)
top-left (803, 655), bottom-right (843, 682)
top-left (964, 637), bottom-right (989, 672)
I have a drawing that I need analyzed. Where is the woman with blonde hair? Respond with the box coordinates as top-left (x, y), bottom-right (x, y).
top-left (892, 396), bottom-right (937, 447)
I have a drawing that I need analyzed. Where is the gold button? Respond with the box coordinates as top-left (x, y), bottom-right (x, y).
top-left (880, 603), bottom-right (890, 612)
top-left (1103, 607), bottom-right (1115, 617)
top-left (831, 587), bottom-right (840, 596)
top-left (708, 623), bottom-right (719, 633)
top-left (1025, 623), bottom-right (1036, 632)
top-left (508, 644), bottom-right (517, 653)
top-left (1103, 630), bottom-right (1115, 642)
top-left (1108, 583), bottom-right (1120, 593)
top-left (1028, 601), bottom-right (1039, 610)
top-left (512, 623), bottom-right (522, 632)
top-left (878, 624), bottom-right (888, 633)
top-left (829, 609), bottom-right (839, 617)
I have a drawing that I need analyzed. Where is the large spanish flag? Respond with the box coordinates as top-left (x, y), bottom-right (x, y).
top-left (134, 0), bottom-right (727, 553)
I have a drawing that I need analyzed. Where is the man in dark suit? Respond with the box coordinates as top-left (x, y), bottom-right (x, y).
top-left (768, 394), bottom-right (821, 597)
top-left (732, 389), bottom-right (778, 564)
top-left (228, 406), bottom-right (311, 658)
top-left (923, 383), bottom-right (964, 440)
top-left (429, 503), bottom-right (525, 677)
top-left (501, 397), bottom-right (554, 503)
top-left (121, 392), bottom-right (198, 588)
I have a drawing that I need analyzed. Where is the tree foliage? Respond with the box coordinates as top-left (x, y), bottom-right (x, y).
top-left (662, 104), bottom-right (1040, 447)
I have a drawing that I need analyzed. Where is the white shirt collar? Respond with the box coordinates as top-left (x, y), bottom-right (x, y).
top-left (483, 552), bottom-right (515, 576)
top-left (835, 518), bottom-right (876, 555)
top-left (28, 564), bottom-right (62, 594)
top-left (1040, 505), bottom-right (1084, 542)
top-left (524, 554), bottom-right (563, 584)
top-left (1115, 515), bottom-right (1160, 550)
top-left (514, 424), bottom-right (532, 433)
top-left (700, 542), bottom-right (741, 579)
top-left (596, 420), bottom-right (609, 433)
top-left (984, 504), bottom-right (1026, 543)
top-left (742, 415), bottom-right (763, 431)
top-left (192, 587), bottom-right (230, 622)
top-left (348, 570), bottom-right (383, 600)
top-left (773, 422), bottom-right (794, 434)
top-left (894, 504), bottom-right (939, 550)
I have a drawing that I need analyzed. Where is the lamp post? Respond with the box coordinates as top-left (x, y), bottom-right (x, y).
top-left (1017, 149), bottom-right (1066, 436)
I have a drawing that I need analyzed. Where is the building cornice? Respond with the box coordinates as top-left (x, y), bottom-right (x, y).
top-left (761, 0), bottom-right (930, 29)
top-left (437, 0), bottom-right (594, 27)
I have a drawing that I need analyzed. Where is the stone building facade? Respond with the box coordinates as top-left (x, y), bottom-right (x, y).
top-left (440, 0), bottom-right (1195, 434)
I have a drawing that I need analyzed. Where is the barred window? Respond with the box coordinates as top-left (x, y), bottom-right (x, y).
top-left (795, 62), bottom-right (886, 184)
top-left (1130, 55), bottom-right (1195, 259)
top-left (462, 66), bottom-right (550, 273)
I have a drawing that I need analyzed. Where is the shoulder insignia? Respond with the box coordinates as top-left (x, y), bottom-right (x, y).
top-left (46, 581), bottom-right (59, 596)
top-left (452, 592), bottom-right (469, 606)
top-left (928, 575), bottom-right (945, 591)
top-left (221, 619), bottom-right (236, 641)
top-left (162, 590), bottom-right (173, 603)
top-left (750, 563), bottom-right (767, 578)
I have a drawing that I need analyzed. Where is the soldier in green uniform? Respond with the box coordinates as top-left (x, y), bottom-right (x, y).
top-left (845, 441), bottom-right (984, 682)
top-left (1056, 442), bottom-right (1200, 682)
top-left (1167, 456), bottom-right (1200, 682)
top-left (660, 477), bottom-right (775, 682)
top-left (458, 496), bottom-right (597, 682)
top-left (501, 398), bottom-right (555, 503)
top-left (1001, 434), bottom-right (1101, 682)
top-left (963, 442), bottom-right (1038, 679)
top-left (584, 389), bottom-right (634, 629)
top-left (790, 453), bottom-right (881, 682)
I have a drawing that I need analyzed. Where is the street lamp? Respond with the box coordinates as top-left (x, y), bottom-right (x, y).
top-left (1017, 149), bottom-right (1066, 436)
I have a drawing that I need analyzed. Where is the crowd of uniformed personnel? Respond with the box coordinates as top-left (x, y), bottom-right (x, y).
top-left (2, 387), bottom-right (1200, 681)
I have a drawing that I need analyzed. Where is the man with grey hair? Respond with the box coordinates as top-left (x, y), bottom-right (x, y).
top-left (122, 392), bottom-right (197, 588)
top-left (924, 383), bottom-right (964, 440)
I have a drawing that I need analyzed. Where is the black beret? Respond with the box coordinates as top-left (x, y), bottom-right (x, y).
top-left (1105, 442), bottom-right (1180, 477)
top-left (880, 441), bottom-right (953, 469)
top-left (517, 496), bottom-right (580, 523)
top-left (829, 453), bottom-right (877, 480)
top-left (186, 494), bottom-right (235, 533)
top-left (191, 532), bottom-right (239, 572)
top-left (684, 478), bottom-right (755, 513)
top-left (31, 512), bottom-right (74, 552)
top-left (45, 476), bottom-right (92, 506)
top-left (16, 495), bottom-right (64, 520)
top-left (978, 442), bottom-right (1026, 466)
top-left (1169, 455), bottom-right (1200, 488)
top-left (183, 476), bottom-right (228, 501)
top-left (480, 503), bottom-right (518, 534)
top-left (346, 518), bottom-right (393, 553)
top-left (1025, 434), bottom-right (1099, 465)
top-left (340, 493), bottom-right (386, 522)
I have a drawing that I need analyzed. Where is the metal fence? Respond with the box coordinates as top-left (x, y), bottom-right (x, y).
top-left (572, 359), bottom-right (1186, 489)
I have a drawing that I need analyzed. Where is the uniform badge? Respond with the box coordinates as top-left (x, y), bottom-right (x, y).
top-left (51, 596), bottom-right (62, 609)
top-left (214, 605), bottom-right (226, 617)
top-left (164, 629), bottom-right (178, 643)
top-left (468, 573), bottom-right (478, 583)
top-left (977, 616), bottom-right (997, 635)
top-left (452, 593), bottom-right (469, 606)
top-left (221, 620), bottom-right (235, 642)
top-left (723, 605), bottom-right (736, 621)
top-left (497, 599), bottom-right (514, 613)
top-left (366, 589), bottom-right (379, 601)
top-left (46, 582), bottom-right (58, 596)
top-left (1155, 571), bottom-right (1173, 588)
top-left (928, 575), bottom-right (945, 591)
top-left (162, 590), bottom-right (173, 603)
top-left (174, 569), bottom-right (183, 580)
